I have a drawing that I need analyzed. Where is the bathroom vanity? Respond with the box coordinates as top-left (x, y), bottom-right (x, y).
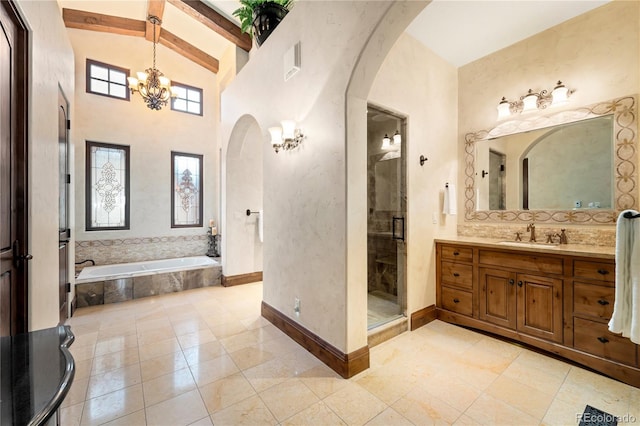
top-left (435, 238), bottom-right (640, 387)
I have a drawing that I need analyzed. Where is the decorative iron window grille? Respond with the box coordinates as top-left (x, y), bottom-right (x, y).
top-left (86, 59), bottom-right (130, 101)
top-left (86, 141), bottom-right (130, 231)
top-left (171, 151), bottom-right (203, 227)
top-left (170, 82), bottom-right (203, 116)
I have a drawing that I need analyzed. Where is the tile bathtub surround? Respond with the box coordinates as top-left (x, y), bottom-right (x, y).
top-left (76, 267), bottom-right (222, 308)
top-left (61, 283), bottom-right (640, 426)
top-left (75, 235), bottom-right (208, 268)
top-left (458, 223), bottom-right (616, 247)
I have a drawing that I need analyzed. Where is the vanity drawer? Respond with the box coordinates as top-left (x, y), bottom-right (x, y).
top-left (441, 261), bottom-right (473, 289)
top-left (574, 317), bottom-right (637, 366)
top-left (573, 260), bottom-right (615, 284)
top-left (574, 282), bottom-right (615, 320)
top-left (441, 286), bottom-right (473, 316)
top-left (479, 250), bottom-right (563, 275)
top-left (441, 246), bottom-right (473, 263)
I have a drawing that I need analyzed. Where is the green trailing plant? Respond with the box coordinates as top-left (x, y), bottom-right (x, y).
top-left (233, 0), bottom-right (292, 36)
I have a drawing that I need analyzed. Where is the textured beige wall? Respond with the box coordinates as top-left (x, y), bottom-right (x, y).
top-left (222, 1), bottom-right (428, 353)
top-left (15, 1), bottom-right (76, 330)
top-left (368, 32), bottom-right (458, 320)
top-left (68, 30), bottom-right (219, 248)
top-left (459, 1), bottom-right (640, 230)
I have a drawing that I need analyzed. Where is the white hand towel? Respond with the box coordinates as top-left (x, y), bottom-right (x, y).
top-left (443, 184), bottom-right (457, 215)
top-left (258, 210), bottom-right (264, 243)
top-left (609, 209), bottom-right (640, 343)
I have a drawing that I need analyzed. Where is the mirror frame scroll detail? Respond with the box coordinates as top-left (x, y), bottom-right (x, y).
top-left (464, 95), bottom-right (637, 224)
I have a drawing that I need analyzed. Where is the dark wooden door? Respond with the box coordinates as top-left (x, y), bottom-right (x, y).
top-left (59, 91), bottom-right (70, 323)
top-left (0, 1), bottom-right (28, 336)
top-left (516, 273), bottom-right (563, 343)
top-left (479, 267), bottom-right (516, 330)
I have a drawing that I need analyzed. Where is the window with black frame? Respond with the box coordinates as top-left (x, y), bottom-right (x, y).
top-left (171, 82), bottom-right (203, 116)
top-left (171, 151), bottom-right (203, 228)
top-left (86, 59), bottom-right (130, 101)
top-left (85, 141), bottom-right (130, 231)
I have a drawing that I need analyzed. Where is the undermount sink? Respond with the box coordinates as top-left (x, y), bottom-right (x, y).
top-left (497, 241), bottom-right (560, 249)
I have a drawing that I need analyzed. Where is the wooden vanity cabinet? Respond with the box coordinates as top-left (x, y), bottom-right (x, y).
top-left (479, 267), bottom-right (563, 343)
top-left (436, 245), bottom-right (475, 318)
top-left (436, 241), bottom-right (640, 388)
top-left (571, 258), bottom-right (638, 366)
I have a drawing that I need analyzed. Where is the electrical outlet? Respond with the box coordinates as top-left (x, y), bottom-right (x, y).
top-left (432, 212), bottom-right (438, 224)
top-left (294, 297), bottom-right (300, 316)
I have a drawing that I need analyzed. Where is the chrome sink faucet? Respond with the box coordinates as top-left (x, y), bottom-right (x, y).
top-left (526, 223), bottom-right (536, 242)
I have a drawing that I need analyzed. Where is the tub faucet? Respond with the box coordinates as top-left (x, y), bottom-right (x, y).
top-left (526, 223), bottom-right (536, 242)
top-left (75, 259), bottom-right (95, 266)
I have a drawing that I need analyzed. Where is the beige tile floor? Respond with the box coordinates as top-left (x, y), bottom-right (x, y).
top-left (61, 282), bottom-right (640, 426)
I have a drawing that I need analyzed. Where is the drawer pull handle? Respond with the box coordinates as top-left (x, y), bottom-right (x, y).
top-left (597, 299), bottom-right (610, 306)
top-left (453, 273), bottom-right (460, 277)
top-left (453, 252), bottom-right (460, 256)
top-left (597, 336), bottom-right (609, 344)
top-left (509, 279), bottom-right (515, 285)
top-left (453, 298), bottom-right (460, 303)
top-left (597, 269), bottom-right (610, 275)
top-left (517, 281), bottom-right (523, 287)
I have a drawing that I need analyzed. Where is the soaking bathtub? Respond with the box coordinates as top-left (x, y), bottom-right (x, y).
top-left (75, 256), bottom-right (221, 307)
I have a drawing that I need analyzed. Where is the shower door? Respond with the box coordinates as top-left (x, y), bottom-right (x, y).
top-left (366, 105), bottom-right (407, 330)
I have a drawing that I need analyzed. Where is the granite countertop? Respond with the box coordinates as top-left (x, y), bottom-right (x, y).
top-left (1, 325), bottom-right (75, 425)
top-left (435, 236), bottom-right (615, 259)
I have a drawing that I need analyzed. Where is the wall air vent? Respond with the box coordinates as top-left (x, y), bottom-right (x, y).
top-left (284, 42), bottom-right (301, 82)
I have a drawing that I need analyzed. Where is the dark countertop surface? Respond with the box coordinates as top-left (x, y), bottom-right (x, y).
top-left (1, 325), bottom-right (75, 425)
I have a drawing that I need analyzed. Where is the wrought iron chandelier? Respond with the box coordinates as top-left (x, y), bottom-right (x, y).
top-left (127, 16), bottom-right (176, 110)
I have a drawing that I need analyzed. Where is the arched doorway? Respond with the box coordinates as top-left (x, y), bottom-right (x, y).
top-left (222, 115), bottom-right (264, 283)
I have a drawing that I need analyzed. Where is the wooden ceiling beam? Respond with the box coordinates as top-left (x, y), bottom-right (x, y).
top-left (167, 0), bottom-right (251, 52)
top-left (63, 8), bottom-right (219, 74)
top-left (146, 0), bottom-right (166, 42)
top-left (159, 29), bottom-right (219, 74)
top-left (62, 8), bottom-right (146, 37)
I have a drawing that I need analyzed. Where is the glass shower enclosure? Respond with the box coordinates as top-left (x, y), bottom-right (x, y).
top-left (366, 105), bottom-right (407, 330)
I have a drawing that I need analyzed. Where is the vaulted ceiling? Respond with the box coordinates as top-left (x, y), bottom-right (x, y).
top-left (59, 0), bottom-right (249, 74)
top-left (59, 0), bottom-right (610, 74)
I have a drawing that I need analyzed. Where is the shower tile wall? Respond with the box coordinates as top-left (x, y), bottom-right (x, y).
top-left (75, 234), bottom-right (208, 269)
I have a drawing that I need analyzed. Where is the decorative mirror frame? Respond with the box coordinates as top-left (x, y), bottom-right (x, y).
top-left (464, 95), bottom-right (637, 224)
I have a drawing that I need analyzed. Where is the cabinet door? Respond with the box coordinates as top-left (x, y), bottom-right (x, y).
top-left (516, 273), bottom-right (563, 343)
top-left (479, 268), bottom-right (516, 329)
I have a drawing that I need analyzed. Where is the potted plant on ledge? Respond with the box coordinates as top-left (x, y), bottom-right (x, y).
top-left (233, 0), bottom-right (292, 47)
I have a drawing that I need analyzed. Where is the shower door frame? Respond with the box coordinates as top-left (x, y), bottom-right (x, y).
top-left (366, 104), bottom-right (408, 329)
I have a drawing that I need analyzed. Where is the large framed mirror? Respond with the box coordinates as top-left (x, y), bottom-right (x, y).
top-left (464, 95), bottom-right (637, 224)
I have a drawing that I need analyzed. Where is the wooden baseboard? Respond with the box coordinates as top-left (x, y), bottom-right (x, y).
top-left (221, 271), bottom-right (263, 287)
top-left (261, 302), bottom-right (369, 378)
top-left (410, 304), bottom-right (437, 330)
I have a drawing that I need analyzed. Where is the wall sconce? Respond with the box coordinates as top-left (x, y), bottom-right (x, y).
top-left (497, 81), bottom-right (574, 120)
top-left (381, 130), bottom-right (402, 150)
top-left (269, 120), bottom-right (305, 153)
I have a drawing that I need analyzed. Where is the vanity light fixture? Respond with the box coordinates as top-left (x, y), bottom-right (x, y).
top-left (269, 120), bottom-right (305, 153)
top-left (381, 134), bottom-right (392, 150)
top-left (497, 80), bottom-right (574, 120)
top-left (393, 130), bottom-right (402, 145)
top-left (381, 130), bottom-right (402, 150)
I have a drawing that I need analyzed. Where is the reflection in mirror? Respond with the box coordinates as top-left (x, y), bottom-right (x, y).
top-left (476, 116), bottom-right (613, 211)
top-left (525, 116), bottom-right (612, 210)
top-left (465, 95), bottom-right (637, 224)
